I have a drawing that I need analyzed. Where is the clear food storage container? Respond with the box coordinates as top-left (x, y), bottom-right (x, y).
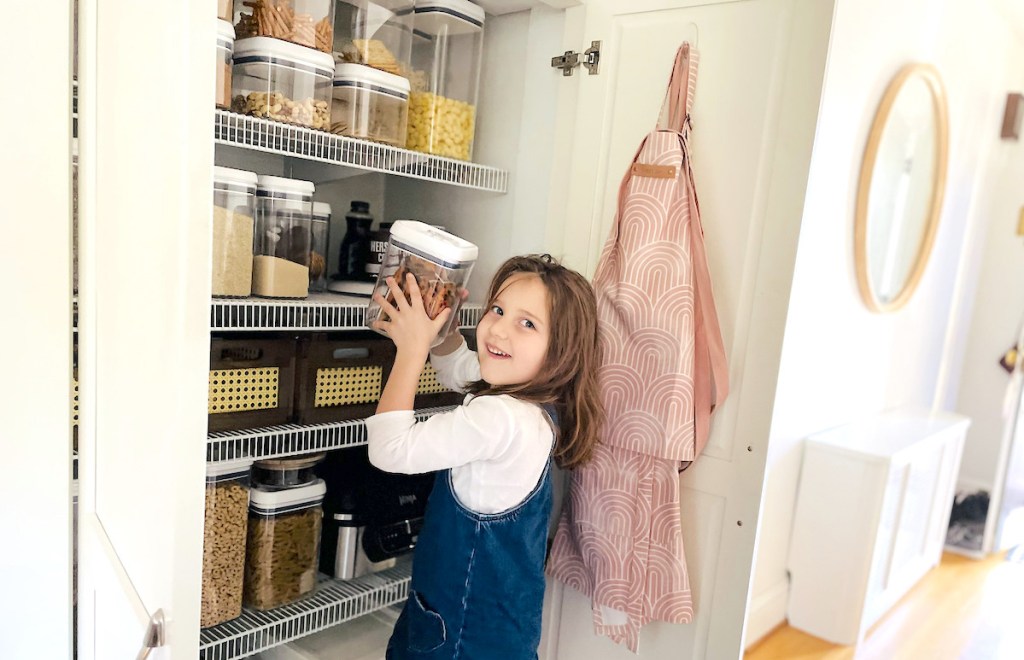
top-left (233, 0), bottom-right (336, 53)
top-left (231, 37), bottom-right (334, 130)
top-left (333, 0), bottom-right (414, 77)
top-left (366, 220), bottom-right (477, 347)
top-left (212, 166), bottom-right (257, 298)
top-left (202, 459), bottom-right (253, 628)
top-left (310, 202), bottom-right (331, 292)
top-left (244, 480), bottom-right (326, 610)
top-left (252, 453), bottom-right (325, 490)
top-left (216, 20), bottom-right (235, 109)
top-left (254, 175), bottom-right (315, 299)
top-left (331, 63), bottom-right (410, 146)
top-left (406, 0), bottom-right (484, 161)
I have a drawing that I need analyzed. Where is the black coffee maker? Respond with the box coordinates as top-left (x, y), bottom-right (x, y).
top-left (317, 445), bottom-right (435, 580)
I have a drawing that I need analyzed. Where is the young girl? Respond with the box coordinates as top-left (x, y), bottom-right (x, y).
top-left (365, 254), bottom-right (603, 660)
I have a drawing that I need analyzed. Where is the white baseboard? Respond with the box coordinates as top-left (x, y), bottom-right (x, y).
top-left (744, 580), bottom-right (789, 649)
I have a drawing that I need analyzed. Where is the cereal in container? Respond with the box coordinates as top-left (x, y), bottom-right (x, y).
top-left (332, 0), bottom-right (413, 77)
top-left (365, 220), bottom-right (477, 348)
top-left (201, 460), bottom-right (253, 628)
top-left (406, 0), bottom-right (484, 161)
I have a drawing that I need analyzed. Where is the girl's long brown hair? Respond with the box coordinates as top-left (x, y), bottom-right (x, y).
top-left (467, 255), bottom-right (603, 469)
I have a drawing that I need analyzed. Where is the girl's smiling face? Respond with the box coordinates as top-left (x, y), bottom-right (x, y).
top-left (476, 273), bottom-right (551, 387)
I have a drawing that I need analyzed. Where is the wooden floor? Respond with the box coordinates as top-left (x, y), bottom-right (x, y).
top-left (744, 551), bottom-right (1024, 660)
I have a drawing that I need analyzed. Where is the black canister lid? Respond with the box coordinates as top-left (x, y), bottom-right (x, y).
top-left (350, 201), bottom-right (370, 214)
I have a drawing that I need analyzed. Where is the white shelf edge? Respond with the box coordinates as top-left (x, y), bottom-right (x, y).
top-left (211, 295), bottom-right (482, 332)
top-left (214, 110), bottom-right (508, 193)
top-left (207, 406), bottom-right (456, 463)
top-left (198, 562), bottom-right (411, 660)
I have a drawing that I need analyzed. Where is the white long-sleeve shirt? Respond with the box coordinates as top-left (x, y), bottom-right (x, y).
top-left (365, 343), bottom-right (554, 514)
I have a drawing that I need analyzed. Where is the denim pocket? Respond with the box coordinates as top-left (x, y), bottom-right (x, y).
top-left (407, 590), bottom-right (446, 654)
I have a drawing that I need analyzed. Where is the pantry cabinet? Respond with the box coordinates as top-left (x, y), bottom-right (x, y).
top-left (5, 0), bottom-right (837, 658)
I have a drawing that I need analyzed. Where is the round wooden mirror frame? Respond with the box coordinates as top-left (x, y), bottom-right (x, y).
top-left (854, 63), bottom-right (949, 313)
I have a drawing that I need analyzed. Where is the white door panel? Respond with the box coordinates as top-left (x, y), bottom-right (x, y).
top-left (76, 0), bottom-right (213, 656)
top-left (547, 0), bottom-right (834, 657)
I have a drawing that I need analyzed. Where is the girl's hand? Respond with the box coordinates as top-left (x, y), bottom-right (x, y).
top-left (373, 273), bottom-right (452, 358)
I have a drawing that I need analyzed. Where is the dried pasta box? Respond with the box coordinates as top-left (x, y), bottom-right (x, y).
top-left (208, 337), bottom-right (297, 432)
top-left (294, 334), bottom-right (396, 424)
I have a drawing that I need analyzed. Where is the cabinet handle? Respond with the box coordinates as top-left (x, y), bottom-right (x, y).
top-left (136, 609), bottom-right (166, 660)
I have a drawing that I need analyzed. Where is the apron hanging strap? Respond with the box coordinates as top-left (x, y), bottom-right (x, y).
top-left (658, 43), bottom-right (699, 134)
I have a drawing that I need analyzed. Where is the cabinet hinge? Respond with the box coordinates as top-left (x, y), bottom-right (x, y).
top-left (551, 40), bottom-right (601, 77)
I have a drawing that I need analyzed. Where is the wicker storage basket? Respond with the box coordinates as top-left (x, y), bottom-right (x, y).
top-left (208, 337), bottom-right (297, 432)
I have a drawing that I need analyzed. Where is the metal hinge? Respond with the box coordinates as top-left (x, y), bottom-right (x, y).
top-left (551, 40), bottom-right (601, 76)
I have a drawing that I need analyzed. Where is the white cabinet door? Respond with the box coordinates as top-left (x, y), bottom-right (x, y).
top-left (544, 0), bottom-right (834, 657)
top-left (0, 3), bottom-right (74, 659)
top-left (75, 0), bottom-right (214, 657)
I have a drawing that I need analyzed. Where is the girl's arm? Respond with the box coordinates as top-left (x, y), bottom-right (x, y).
top-left (372, 273), bottom-right (452, 414)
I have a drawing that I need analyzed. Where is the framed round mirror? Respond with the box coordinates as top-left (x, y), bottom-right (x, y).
top-left (854, 63), bottom-right (949, 312)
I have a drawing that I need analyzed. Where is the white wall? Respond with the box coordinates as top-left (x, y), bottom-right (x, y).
top-left (745, 0), bottom-right (1024, 645)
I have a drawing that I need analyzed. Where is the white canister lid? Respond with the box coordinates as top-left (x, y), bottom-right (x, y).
top-left (250, 479), bottom-right (327, 514)
top-left (256, 174), bottom-right (315, 199)
top-left (214, 166), bottom-right (258, 190)
top-left (233, 36), bottom-right (335, 76)
top-left (216, 19), bottom-right (236, 46)
top-left (414, 0), bottom-right (485, 33)
top-left (312, 202), bottom-right (332, 220)
top-left (206, 458), bottom-right (254, 481)
top-left (333, 63), bottom-right (411, 96)
top-left (389, 220), bottom-right (478, 267)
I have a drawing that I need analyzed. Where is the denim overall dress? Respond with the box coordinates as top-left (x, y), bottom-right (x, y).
top-left (386, 406), bottom-right (556, 660)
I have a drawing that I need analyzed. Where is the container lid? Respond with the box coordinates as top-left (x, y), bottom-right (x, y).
top-left (250, 479), bottom-right (327, 513)
top-left (216, 19), bottom-right (236, 46)
top-left (389, 220), bottom-right (478, 266)
top-left (214, 165), bottom-right (258, 190)
top-left (233, 36), bottom-right (335, 76)
top-left (414, 0), bottom-right (485, 35)
top-left (254, 453), bottom-right (326, 471)
top-left (333, 63), bottom-right (411, 97)
top-left (312, 202), bottom-right (332, 220)
top-left (206, 458), bottom-right (254, 482)
top-left (256, 174), bottom-right (315, 199)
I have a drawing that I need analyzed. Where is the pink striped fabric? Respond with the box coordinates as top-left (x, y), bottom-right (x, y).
top-left (548, 43), bottom-right (729, 652)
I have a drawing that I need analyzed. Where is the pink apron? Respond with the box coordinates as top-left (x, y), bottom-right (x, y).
top-left (548, 43), bottom-right (729, 652)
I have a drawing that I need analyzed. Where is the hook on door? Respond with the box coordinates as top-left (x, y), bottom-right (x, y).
top-left (136, 609), bottom-right (166, 660)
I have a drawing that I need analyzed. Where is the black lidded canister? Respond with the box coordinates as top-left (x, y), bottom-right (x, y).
top-left (365, 221), bottom-right (394, 282)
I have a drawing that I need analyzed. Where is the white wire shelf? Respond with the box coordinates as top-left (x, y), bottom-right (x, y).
top-left (208, 406), bottom-right (455, 462)
top-left (198, 562), bottom-right (411, 660)
top-left (214, 110), bottom-right (509, 193)
top-left (211, 295), bottom-right (482, 332)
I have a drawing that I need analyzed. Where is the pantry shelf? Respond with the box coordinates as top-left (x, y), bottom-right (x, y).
top-left (210, 294), bottom-right (482, 332)
top-left (198, 562), bottom-right (411, 660)
top-left (207, 406), bottom-right (455, 462)
top-left (214, 110), bottom-right (509, 193)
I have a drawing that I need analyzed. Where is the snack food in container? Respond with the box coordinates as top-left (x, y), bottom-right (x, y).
top-left (231, 37), bottom-right (334, 130)
top-left (365, 220), bottom-right (477, 347)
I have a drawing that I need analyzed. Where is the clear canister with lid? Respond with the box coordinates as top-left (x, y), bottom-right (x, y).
top-left (253, 175), bottom-right (315, 299)
top-left (216, 20), bottom-right (236, 109)
top-left (212, 166), bottom-right (257, 298)
top-left (202, 459), bottom-right (253, 628)
top-left (333, 0), bottom-right (414, 77)
top-left (233, 0), bottom-right (336, 53)
top-left (406, 0), bottom-right (484, 161)
top-left (366, 220), bottom-right (477, 347)
top-left (310, 202), bottom-right (331, 292)
top-left (331, 63), bottom-right (410, 147)
top-left (231, 37), bottom-right (334, 130)
top-left (252, 453), bottom-right (326, 490)
top-left (244, 479), bottom-right (326, 610)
